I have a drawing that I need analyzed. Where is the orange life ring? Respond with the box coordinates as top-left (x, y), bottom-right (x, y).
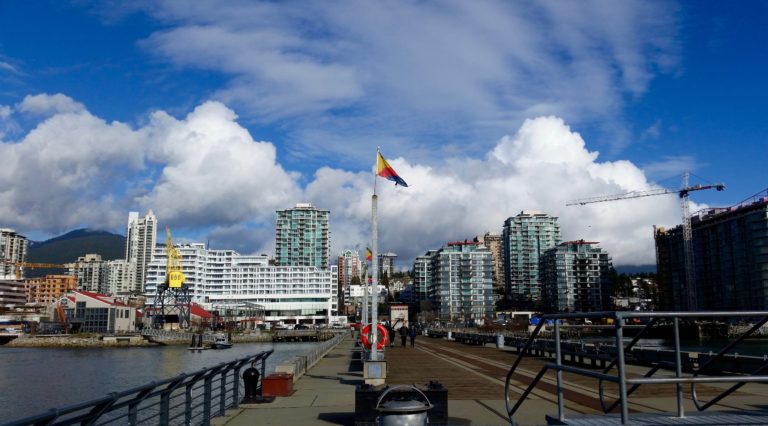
top-left (361, 324), bottom-right (388, 350)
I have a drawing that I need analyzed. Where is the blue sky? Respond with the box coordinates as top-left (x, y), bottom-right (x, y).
top-left (1, 1), bottom-right (766, 267)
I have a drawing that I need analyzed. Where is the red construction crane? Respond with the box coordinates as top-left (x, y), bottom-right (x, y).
top-left (566, 173), bottom-right (725, 310)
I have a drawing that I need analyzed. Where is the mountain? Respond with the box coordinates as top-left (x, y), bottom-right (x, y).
top-left (27, 229), bottom-right (125, 276)
top-left (614, 264), bottom-right (657, 275)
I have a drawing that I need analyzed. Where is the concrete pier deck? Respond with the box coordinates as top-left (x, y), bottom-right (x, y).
top-left (214, 333), bottom-right (768, 425)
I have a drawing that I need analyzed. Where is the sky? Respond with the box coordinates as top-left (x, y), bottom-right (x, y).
top-left (0, 1), bottom-right (766, 269)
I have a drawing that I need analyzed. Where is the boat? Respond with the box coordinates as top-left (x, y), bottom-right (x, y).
top-left (209, 333), bottom-right (233, 349)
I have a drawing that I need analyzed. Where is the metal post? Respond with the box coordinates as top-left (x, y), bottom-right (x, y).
top-left (615, 318), bottom-right (629, 424)
top-left (232, 366), bottom-right (241, 408)
top-left (673, 317), bottom-right (685, 417)
top-left (203, 375), bottom-right (213, 426)
top-left (554, 320), bottom-right (565, 422)
top-left (363, 266), bottom-right (369, 334)
top-left (371, 193), bottom-right (380, 361)
top-left (185, 384), bottom-right (193, 426)
top-left (220, 370), bottom-right (227, 416)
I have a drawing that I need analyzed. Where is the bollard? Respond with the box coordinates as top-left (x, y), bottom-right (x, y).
top-left (447, 331), bottom-right (452, 340)
top-left (241, 363), bottom-right (275, 404)
top-left (496, 334), bottom-right (504, 349)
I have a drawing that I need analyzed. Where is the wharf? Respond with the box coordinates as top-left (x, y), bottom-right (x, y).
top-left (214, 333), bottom-right (768, 425)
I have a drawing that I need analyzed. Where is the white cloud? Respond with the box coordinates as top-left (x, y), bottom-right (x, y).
top-left (313, 116), bottom-right (684, 266)
top-left (0, 61), bottom-right (20, 74)
top-left (18, 93), bottom-right (86, 115)
top-left (0, 95), bottom-right (300, 235)
top-left (135, 0), bottom-right (680, 161)
top-left (1, 95), bottom-right (684, 267)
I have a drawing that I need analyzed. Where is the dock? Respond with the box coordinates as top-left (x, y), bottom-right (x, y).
top-left (211, 332), bottom-right (768, 425)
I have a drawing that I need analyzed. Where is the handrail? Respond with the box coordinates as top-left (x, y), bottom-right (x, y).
top-left (691, 315), bottom-right (768, 410)
top-left (504, 311), bottom-right (768, 425)
top-left (2, 350), bottom-right (274, 426)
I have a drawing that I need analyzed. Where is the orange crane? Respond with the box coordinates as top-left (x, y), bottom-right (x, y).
top-left (566, 173), bottom-right (725, 310)
top-left (0, 260), bottom-right (78, 280)
top-left (56, 300), bottom-right (70, 334)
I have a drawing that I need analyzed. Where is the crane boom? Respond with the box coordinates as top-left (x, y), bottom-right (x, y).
top-left (0, 260), bottom-right (78, 280)
top-left (566, 183), bottom-right (725, 206)
top-left (566, 175), bottom-right (725, 311)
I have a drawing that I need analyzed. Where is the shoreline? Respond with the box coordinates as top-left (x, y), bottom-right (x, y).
top-left (1, 332), bottom-right (286, 348)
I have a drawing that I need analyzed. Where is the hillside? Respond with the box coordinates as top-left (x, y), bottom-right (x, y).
top-left (26, 229), bottom-right (125, 276)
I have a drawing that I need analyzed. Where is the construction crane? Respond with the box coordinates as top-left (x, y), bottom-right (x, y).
top-left (0, 260), bottom-right (78, 280)
top-left (566, 173), bottom-right (725, 310)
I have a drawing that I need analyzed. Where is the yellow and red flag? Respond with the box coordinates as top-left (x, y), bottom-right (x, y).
top-left (365, 247), bottom-right (373, 261)
top-left (376, 152), bottom-right (408, 187)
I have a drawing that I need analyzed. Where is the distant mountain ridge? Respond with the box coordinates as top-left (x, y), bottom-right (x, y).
top-left (27, 229), bottom-right (126, 271)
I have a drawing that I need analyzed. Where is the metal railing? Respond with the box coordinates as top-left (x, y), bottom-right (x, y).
top-left (504, 311), bottom-right (768, 425)
top-left (2, 350), bottom-right (273, 426)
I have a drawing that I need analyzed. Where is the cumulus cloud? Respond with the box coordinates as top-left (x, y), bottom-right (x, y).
top-left (18, 93), bottom-right (86, 115)
top-left (1, 94), bottom-right (684, 266)
top-left (0, 94), bottom-right (300, 236)
top-left (310, 116), bottom-right (685, 266)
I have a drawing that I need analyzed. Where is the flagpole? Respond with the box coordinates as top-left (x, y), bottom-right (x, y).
top-left (371, 148), bottom-right (380, 361)
top-left (362, 262), bottom-right (368, 333)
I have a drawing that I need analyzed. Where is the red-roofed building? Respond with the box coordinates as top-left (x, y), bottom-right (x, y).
top-left (59, 290), bottom-right (137, 333)
top-left (142, 303), bottom-right (212, 330)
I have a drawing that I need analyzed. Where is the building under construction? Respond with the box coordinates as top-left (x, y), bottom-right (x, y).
top-left (655, 191), bottom-right (768, 311)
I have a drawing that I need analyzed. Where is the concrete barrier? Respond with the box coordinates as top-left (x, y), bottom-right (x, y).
top-left (275, 333), bottom-right (346, 382)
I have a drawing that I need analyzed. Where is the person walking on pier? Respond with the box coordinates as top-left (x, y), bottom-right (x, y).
top-left (399, 323), bottom-right (408, 347)
top-left (387, 321), bottom-right (395, 348)
top-left (409, 324), bottom-right (417, 348)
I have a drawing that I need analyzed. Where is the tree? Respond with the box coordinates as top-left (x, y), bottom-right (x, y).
top-left (350, 275), bottom-right (361, 286)
top-left (381, 272), bottom-right (390, 289)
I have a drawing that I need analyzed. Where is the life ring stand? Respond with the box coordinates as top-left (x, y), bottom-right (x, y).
top-left (361, 324), bottom-right (388, 350)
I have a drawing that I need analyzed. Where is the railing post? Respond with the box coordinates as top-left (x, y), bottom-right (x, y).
top-left (673, 316), bottom-right (685, 418)
top-left (220, 367), bottom-right (228, 416)
top-left (159, 375), bottom-right (186, 425)
top-left (127, 385), bottom-right (155, 425)
top-left (615, 316), bottom-right (629, 424)
top-left (203, 373), bottom-right (213, 426)
top-left (554, 319), bottom-right (565, 422)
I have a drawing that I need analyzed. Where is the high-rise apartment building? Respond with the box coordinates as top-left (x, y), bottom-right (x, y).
top-left (541, 241), bottom-right (612, 313)
top-left (125, 211), bottom-right (157, 293)
top-left (655, 195), bottom-right (768, 311)
top-left (275, 203), bottom-right (330, 269)
top-left (106, 259), bottom-right (131, 295)
top-left (0, 229), bottom-right (28, 280)
top-left (71, 254), bottom-right (106, 293)
top-left (478, 233), bottom-right (504, 294)
top-left (502, 211), bottom-right (561, 309)
top-left (412, 250), bottom-right (436, 304)
top-left (428, 241), bottom-right (494, 321)
top-left (378, 252), bottom-right (397, 277)
top-left (337, 250), bottom-right (361, 310)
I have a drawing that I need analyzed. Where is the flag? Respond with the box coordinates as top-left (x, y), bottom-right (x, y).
top-left (377, 152), bottom-right (408, 187)
top-left (366, 247), bottom-right (372, 261)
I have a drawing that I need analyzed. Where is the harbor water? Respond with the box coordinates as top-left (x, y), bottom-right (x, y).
top-left (0, 341), bottom-right (319, 422)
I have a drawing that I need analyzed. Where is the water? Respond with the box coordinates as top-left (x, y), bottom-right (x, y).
top-left (581, 336), bottom-right (768, 357)
top-left (0, 341), bottom-right (319, 422)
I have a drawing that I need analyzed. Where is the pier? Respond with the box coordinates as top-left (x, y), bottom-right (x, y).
top-left (214, 311), bottom-right (768, 425)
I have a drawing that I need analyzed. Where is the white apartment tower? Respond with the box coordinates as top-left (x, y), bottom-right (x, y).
top-left (125, 210), bottom-right (157, 293)
top-left (502, 211), bottom-right (561, 309)
top-left (0, 228), bottom-right (28, 280)
top-left (275, 203), bottom-right (330, 269)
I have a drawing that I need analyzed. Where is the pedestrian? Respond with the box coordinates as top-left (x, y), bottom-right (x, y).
top-left (399, 323), bottom-right (408, 347)
top-left (387, 322), bottom-right (395, 347)
top-left (409, 324), bottom-right (417, 348)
